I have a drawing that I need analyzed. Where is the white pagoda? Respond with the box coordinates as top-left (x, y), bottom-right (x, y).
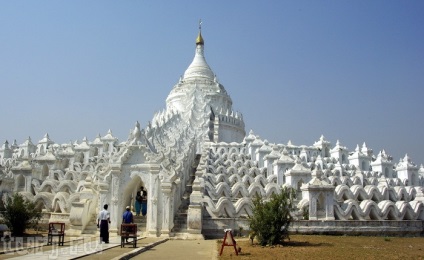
top-left (1, 26), bottom-right (423, 238)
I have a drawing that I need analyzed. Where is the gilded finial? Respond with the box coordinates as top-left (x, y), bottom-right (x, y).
top-left (196, 19), bottom-right (204, 45)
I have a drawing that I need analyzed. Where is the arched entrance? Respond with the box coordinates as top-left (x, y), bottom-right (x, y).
top-left (116, 170), bottom-right (152, 236)
top-left (122, 175), bottom-right (146, 215)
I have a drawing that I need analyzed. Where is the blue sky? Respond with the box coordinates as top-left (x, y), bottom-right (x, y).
top-left (1, 1), bottom-right (423, 164)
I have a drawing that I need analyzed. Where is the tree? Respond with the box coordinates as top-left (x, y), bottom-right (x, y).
top-left (0, 193), bottom-right (42, 236)
top-left (249, 186), bottom-right (296, 246)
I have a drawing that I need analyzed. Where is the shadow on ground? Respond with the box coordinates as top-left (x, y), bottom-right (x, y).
top-left (284, 241), bottom-right (333, 247)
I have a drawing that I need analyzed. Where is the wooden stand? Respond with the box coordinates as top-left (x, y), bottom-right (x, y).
top-left (220, 229), bottom-right (238, 256)
top-left (47, 222), bottom-right (65, 246)
top-left (120, 224), bottom-right (137, 248)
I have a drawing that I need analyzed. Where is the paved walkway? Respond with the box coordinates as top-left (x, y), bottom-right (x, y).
top-left (0, 235), bottom-right (218, 260)
top-left (132, 239), bottom-right (217, 260)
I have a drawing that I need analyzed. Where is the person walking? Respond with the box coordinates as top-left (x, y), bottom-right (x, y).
top-left (97, 204), bottom-right (111, 243)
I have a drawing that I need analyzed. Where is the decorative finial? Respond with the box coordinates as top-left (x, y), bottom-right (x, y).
top-left (196, 19), bottom-right (204, 45)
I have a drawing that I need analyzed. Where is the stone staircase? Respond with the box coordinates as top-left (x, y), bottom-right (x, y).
top-left (134, 215), bottom-right (147, 235)
top-left (171, 172), bottom-right (195, 236)
top-left (172, 210), bottom-right (188, 234)
top-left (172, 191), bottom-right (191, 233)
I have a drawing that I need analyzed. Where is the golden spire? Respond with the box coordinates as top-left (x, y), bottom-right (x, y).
top-left (196, 19), bottom-right (204, 45)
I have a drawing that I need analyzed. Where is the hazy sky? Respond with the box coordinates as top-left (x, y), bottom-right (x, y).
top-left (1, 1), bottom-right (423, 165)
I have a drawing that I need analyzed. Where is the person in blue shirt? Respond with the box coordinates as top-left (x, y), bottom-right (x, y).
top-left (122, 206), bottom-right (134, 242)
top-left (122, 206), bottom-right (134, 224)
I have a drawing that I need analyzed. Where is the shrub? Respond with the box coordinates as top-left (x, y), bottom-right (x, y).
top-left (249, 186), bottom-right (296, 246)
top-left (0, 193), bottom-right (42, 236)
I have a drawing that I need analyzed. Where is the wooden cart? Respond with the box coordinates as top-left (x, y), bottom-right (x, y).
top-left (120, 223), bottom-right (137, 248)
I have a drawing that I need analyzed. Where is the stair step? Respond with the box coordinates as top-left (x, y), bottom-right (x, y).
top-left (172, 228), bottom-right (188, 233)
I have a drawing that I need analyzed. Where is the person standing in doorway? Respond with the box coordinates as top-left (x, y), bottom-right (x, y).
top-left (135, 191), bottom-right (142, 216)
top-left (141, 189), bottom-right (148, 217)
top-left (97, 204), bottom-right (111, 243)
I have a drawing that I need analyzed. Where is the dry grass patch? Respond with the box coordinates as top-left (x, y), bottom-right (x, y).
top-left (217, 235), bottom-right (424, 260)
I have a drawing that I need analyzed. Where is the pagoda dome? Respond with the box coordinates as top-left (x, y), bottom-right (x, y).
top-left (166, 28), bottom-right (233, 113)
top-left (183, 31), bottom-right (214, 80)
top-left (165, 25), bottom-right (245, 143)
